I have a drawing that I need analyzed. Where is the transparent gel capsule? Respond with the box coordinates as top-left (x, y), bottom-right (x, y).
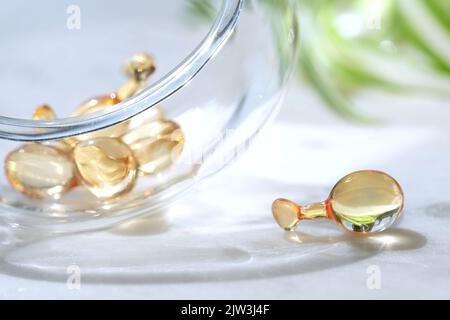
top-left (73, 138), bottom-right (137, 199)
top-left (117, 52), bottom-right (156, 100)
top-left (5, 144), bottom-right (76, 199)
top-left (271, 199), bottom-right (301, 231)
top-left (122, 120), bottom-right (184, 175)
top-left (127, 107), bottom-right (164, 131)
top-left (329, 170), bottom-right (404, 233)
top-left (63, 94), bottom-right (127, 147)
top-left (124, 52), bottom-right (156, 81)
top-left (121, 120), bottom-right (182, 145)
top-left (32, 104), bottom-right (57, 134)
top-left (30, 105), bottom-right (74, 153)
top-left (63, 52), bottom-right (156, 147)
top-left (272, 170), bottom-right (404, 235)
top-left (32, 104), bottom-right (56, 120)
top-left (130, 138), bottom-right (183, 176)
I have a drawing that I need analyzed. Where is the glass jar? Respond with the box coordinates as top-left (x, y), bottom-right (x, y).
top-left (0, 0), bottom-right (299, 232)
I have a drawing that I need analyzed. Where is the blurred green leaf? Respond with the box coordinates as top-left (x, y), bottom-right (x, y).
top-left (187, 0), bottom-right (450, 122)
top-left (186, 0), bottom-right (215, 21)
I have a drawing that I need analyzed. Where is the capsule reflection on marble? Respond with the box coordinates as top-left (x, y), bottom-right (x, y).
top-left (5, 144), bottom-right (76, 199)
top-left (73, 138), bottom-right (137, 199)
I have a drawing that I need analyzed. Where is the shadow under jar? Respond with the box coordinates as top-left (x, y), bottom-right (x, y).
top-left (0, 0), bottom-right (299, 232)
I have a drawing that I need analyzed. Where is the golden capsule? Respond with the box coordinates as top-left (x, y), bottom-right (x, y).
top-left (124, 52), bottom-right (156, 81)
top-left (271, 199), bottom-right (301, 231)
top-left (117, 52), bottom-right (156, 100)
top-left (131, 138), bottom-right (183, 176)
top-left (61, 94), bottom-right (127, 147)
top-left (29, 105), bottom-right (74, 154)
top-left (63, 52), bottom-right (156, 147)
top-left (127, 107), bottom-right (164, 131)
top-left (122, 120), bottom-right (184, 175)
top-left (329, 170), bottom-right (404, 234)
top-left (73, 138), bottom-right (137, 199)
top-left (32, 104), bottom-right (56, 121)
top-left (31, 104), bottom-right (59, 135)
top-left (5, 144), bottom-right (76, 199)
top-left (272, 170), bottom-right (404, 235)
top-left (72, 94), bottom-right (120, 116)
top-left (121, 119), bottom-right (182, 145)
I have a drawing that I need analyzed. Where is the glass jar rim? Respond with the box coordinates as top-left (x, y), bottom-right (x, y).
top-left (0, 0), bottom-right (243, 141)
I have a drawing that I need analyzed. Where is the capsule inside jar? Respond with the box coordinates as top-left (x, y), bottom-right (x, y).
top-left (32, 104), bottom-right (56, 121)
top-left (72, 137), bottom-right (137, 199)
top-left (122, 119), bottom-right (184, 175)
top-left (62, 94), bottom-right (129, 147)
top-left (5, 144), bottom-right (76, 199)
top-left (4, 52), bottom-right (185, 202)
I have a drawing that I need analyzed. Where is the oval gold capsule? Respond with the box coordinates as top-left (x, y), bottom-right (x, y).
top-left (63, 52), bottom-right (156, 147)
top-left (32, 104), bottom-right (56, 121)
top-left (123, 52), bottom-right (156, 81)
top-left (73, 138), bottom-right (137, 199)
top-left (130, 138), bottom-right (183, 176)
top-left (121, 119), bottom-right (182, 145)
top-left (5, 144), bottom-right (76, 199)
top-left (32, 104), bottom-right (58, 134)
top-left (122, 120), bottom-right (184, 175)
top-left (63, 94), bottom-right (129, 147)
top-left (117, 52), bottom-right (156, 100)
top-left (127, 107), bottom-right (164, 131)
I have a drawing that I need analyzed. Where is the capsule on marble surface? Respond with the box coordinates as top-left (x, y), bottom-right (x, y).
top-left (272, 170), bottom-right (404, 235)
top-left (73, 137), bottom-right (137, 199)
top-left (5, 144), bottom-right (76, 199)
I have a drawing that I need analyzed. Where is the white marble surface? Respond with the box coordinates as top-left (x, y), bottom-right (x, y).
top-left (0, 81), bottom-right (449, 299)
